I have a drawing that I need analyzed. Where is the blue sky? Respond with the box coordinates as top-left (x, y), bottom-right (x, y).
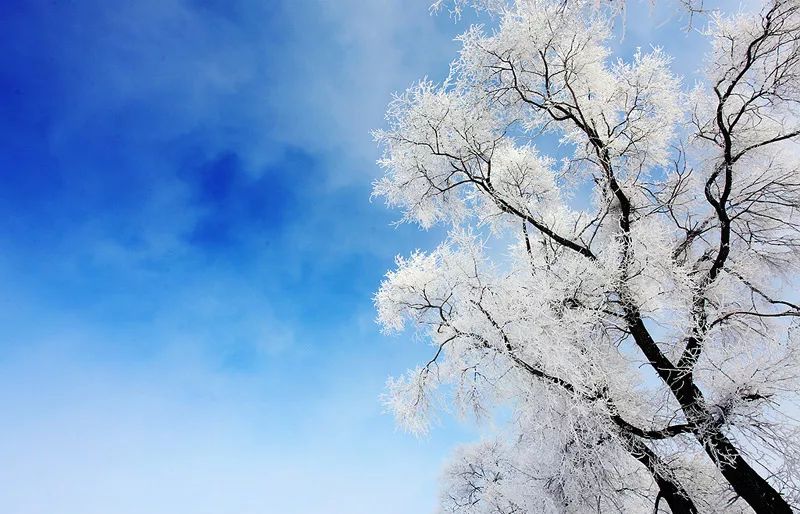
top-left (0, 1), bottom-right (736, 513)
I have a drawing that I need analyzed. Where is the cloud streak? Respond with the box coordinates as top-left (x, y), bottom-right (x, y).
top-left (0, 0), bottom-right (472, 512)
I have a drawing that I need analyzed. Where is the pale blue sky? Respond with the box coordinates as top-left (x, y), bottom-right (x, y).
top-left (0, 1), bottom-right (739, 512)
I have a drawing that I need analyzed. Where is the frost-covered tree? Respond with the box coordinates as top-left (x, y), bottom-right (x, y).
top-left (373, 0), bottom-right (800, 512)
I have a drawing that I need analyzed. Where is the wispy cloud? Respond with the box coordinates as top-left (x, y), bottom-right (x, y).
top-left (0, 0), bottom-right (473, 512)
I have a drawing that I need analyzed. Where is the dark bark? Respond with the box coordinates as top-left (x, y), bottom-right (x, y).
top-left (625, 311), bottom-right (792, 513)
top-left (699, 429), bottom-right (792, 514)
top-left (623, 435), bottom-right (698, 514)
top-left (467, 306), bottom-right (701, 513)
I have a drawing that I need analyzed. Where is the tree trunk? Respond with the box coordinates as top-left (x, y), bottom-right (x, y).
top-left (623, 435), bottom-right (698, 514)
top-left (624, 314), bottom-right (792, 513)
top-left (700, 429), bottom-right (792, 514)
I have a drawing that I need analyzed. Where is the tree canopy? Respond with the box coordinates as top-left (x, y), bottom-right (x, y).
top-left (374, 0), bottom-right (800, 511)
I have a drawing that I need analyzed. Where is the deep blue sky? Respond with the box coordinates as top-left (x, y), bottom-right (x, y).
top-left (0, 1), bottom-right (729, 513)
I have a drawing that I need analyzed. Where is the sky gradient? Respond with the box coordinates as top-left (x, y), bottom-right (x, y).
top-left (0, 1), bottom-right (740, 513)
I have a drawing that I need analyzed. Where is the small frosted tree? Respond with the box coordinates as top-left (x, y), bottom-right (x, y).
top-left (373, 0), bottom-right (800, 512)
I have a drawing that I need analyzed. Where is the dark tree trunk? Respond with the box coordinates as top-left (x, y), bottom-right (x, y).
top-left (699, 429), bottom-right (792, 514)
top-left (624, 314), bottom-right (792, 513)
top-left (623, 435), bottom-right (698, 514)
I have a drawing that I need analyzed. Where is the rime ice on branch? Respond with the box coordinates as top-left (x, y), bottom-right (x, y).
top-left (374, 0), bottom-right (800, 512)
